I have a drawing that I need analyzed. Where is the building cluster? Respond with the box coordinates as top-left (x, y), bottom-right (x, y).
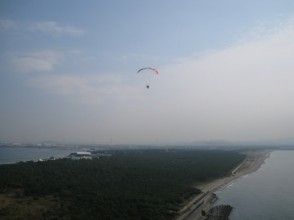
top-left (66, 151), bottom-right (111, 160)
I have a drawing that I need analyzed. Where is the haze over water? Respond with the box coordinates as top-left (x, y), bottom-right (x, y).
top-left (215, 151), bottom-right (294, 220)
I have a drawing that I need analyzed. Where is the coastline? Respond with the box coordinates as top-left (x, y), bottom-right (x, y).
top-left (176, 150), bottom-right (272, 220)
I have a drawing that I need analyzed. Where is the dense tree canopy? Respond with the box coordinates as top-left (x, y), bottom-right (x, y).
top-left (0, 149), bottom-right (245, 219)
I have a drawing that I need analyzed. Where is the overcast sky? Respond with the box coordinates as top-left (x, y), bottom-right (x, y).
top-left (1, 0), bottom-right (294, 144)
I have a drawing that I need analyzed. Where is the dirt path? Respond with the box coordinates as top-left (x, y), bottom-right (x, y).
top-left (176, 150), bottom-right (271, 220)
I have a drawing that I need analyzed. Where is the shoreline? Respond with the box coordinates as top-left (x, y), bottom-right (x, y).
top-left (176, 150), bottom-right (272, 220)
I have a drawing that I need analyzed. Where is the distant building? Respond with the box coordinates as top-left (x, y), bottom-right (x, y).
top-left (67, 151), bottom-right (112, 160)
top-left (67, 151), bottom-right (92, 160)
top-left (76, 151), bottom-right (91, 156)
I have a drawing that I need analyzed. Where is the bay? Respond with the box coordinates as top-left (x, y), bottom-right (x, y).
top-left (215, 150), bottom-right (294, 220)
top-left (0, 146), bottom-right (75, 164)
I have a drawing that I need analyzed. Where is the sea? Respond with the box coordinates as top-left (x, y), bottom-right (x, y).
top-left (0, 146), bottom-right (76, 164)
top-left (215, 150), bottom-right (294, 220)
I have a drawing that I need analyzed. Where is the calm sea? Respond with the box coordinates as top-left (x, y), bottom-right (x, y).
top-left (215, 150), bottom-right (294, 220)
top-left (0, 146), bottom-right (75, 164)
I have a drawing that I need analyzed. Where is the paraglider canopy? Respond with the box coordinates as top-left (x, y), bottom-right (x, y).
top-left (137, 67), bottom-right (159, 75)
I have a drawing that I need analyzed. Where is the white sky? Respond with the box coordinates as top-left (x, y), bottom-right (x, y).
top-left (1, 1), bottom-right (294, 144)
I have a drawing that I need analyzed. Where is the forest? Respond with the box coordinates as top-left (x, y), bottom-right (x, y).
top-left (0, 149), bottom-right (245, 219)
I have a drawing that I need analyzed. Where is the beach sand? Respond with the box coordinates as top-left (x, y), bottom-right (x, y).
top-left (176, 150), bottom-right (271, 220)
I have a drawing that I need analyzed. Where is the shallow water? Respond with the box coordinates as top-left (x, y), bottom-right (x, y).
top-left (215, 150), bottom-right (294, 220)
top-left (0, 146), bottom-right (75, 164)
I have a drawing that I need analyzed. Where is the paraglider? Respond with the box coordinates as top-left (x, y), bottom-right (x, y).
top-left (137, 67), bottom-right (159, 89)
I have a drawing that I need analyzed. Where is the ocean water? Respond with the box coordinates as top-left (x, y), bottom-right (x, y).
top-left (0, 146), bottom-right (75, 164)
top-left (215, 151), bottom-right (294, 220)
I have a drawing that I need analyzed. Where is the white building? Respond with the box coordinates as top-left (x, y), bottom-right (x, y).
top-left (68, 151), bottom-right (92, 160)
top-left (76, 151), bottom-right (91, 156)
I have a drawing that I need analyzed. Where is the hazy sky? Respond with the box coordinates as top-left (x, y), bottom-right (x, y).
top-left (1, 0), bottom-right (294, 144)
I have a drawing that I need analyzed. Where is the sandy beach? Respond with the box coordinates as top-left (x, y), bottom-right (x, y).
top-left (176, 150), bottom-right (271, 220)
